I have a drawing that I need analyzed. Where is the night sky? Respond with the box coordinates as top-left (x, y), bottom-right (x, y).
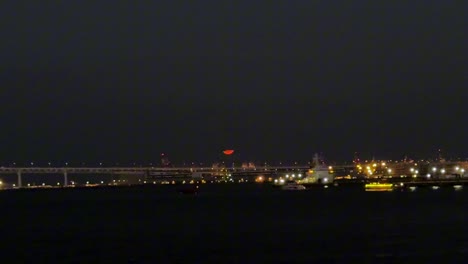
top-left (0, 1), bottom-right (466, 165)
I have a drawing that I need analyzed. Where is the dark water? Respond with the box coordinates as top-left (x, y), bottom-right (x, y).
top-left (0, 184), bottom-right (466, 263)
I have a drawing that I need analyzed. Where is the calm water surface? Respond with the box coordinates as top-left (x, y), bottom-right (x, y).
top-left (0, 184), bottom-right (466, 263)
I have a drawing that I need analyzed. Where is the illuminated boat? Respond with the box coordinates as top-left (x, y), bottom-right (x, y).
top-left (297, 153), bottom-right (334, 185)
top-left (364, 182), bottom-right (393, 191)
top-left (281, 181), bottom-right (306, 191)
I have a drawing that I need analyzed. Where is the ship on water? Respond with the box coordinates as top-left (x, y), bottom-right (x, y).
top-left (297, 153), bottom-right (335, 185)
top-left (272, 153), bottom-right (335, 188)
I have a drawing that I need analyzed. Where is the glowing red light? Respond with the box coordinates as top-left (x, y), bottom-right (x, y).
top-left (223, 149), bottom-right (234, 155)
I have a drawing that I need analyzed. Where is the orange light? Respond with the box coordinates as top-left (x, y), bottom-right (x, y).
top-left (223, 149), bottom-right (234, 155)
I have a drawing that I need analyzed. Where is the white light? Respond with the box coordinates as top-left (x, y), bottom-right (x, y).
top-left (101, 181), bottom-right (104, 184)
top-left (461, 169), bottom-right (465, 173)
top-left (410, 168), bottom-right (414, 172)
top-left (274, 179), bottom-right (278, 183)
top-left (427, 174), bottom-right (431, 178)
top-left (432, 167), bottom-right (437, 172)
top-left (455, 167), bottom-right (459, 171)
top-left (323, 178), bottom-right (328, 182)
top-left (415, 170), bottom-right (419, 174)
top-left (441, 169), bottom-right (445, 174)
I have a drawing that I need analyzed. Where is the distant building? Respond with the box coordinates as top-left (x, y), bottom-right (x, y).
top-left (241, 162), bottom-right (256, 169)
top-left (160, 153), bottom-right (171, 167)
top-left (353, 152), bottom-right (360, 164)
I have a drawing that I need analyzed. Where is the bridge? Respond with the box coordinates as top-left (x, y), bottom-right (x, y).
top-left (1, 162), bottom-right (466, 188)
top-left (0, 165), bottom-right (320, 188)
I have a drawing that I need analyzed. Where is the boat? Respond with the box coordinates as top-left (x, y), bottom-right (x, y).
top-left (364, 182), bottom-right (393, 192)
top-left (297, 153), bottom-right (334, 185)
top-left (281, 181), bottom-right (306, 191)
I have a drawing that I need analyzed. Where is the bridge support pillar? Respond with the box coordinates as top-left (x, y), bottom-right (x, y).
top-left (64, 171), bottom-right (68, 187)
top-left (17, 171), bottom-right (22, 188)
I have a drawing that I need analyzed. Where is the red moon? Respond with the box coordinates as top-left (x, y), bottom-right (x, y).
top-left (223, 149), bottom-right (234, 155)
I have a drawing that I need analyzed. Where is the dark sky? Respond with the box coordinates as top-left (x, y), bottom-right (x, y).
top-left (0, 1), bottom-right (466, 165)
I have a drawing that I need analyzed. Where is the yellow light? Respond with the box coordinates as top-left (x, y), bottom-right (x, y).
top-left (365, 183), bottom-right (393, 191)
